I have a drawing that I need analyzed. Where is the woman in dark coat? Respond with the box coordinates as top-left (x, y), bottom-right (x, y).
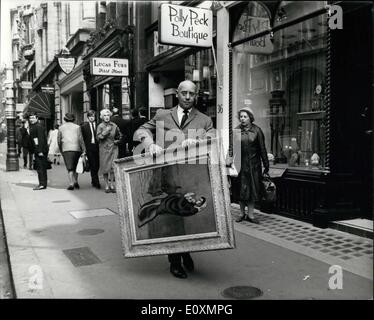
top-left (230, 107), bottom-right (269, 224)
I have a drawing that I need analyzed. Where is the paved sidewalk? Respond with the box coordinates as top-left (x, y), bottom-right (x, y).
top-left (232, 206), bottom-right (373, 280)
top-left (0, 144), bottom-right (372, 299)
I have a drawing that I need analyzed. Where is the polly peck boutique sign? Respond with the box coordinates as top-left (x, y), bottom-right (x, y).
top-left (159, 4), bottom-right (213, 47)
top-left (91, 58), bottom-right (129, 77)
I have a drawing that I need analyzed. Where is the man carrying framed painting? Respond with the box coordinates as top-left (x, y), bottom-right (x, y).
top-left (135, 80), bottom-right (215, 279)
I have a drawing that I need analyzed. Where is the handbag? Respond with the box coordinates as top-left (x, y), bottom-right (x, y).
top-left (32, 159), bottom-right (38, 170)
top-left (76, 155), bottom-right (84, 174)
top-left (46, 158), bottom-right (52, 170)
top-left (33, 156), bottom-right (52, 170)
top-left (261, 174), bottom-right (276, 202)
top-left (82, 154), bottom-right (90, 172)
top-left (226, 155), bottom-right (239, 177)
top-left (227, 163), bottom-right (239, 177)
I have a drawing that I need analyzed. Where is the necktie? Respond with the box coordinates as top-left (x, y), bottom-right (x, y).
top-left (180, 109), bottom-right (189, 128)
top-left (90, 122), bottom-right (95, 144)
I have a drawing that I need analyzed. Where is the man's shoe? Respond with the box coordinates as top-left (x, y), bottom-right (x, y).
top-left (67, 185), bottom-right (74, 190)
top-left (170, 265), bottom-right (187, 279)
top-left (74, 183), bottom-right (80, 189)
top-left (183, 256), bottom-right (194, 272)
top-left (246, 216), bottom-right (260, 224)
top-left (33, 185), bottom-right (46, 190)
top-left (96, 184), bottom-right (101, 189)
top-left (236, 215), bottom-right (246, 222)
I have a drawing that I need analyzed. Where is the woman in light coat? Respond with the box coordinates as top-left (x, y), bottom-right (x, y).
top-left (97, 109), bottom-right (122, 193)
top-left (48, 124), bottom-right (61, 165)
top-left (58, 113), bottom-right (86, 190)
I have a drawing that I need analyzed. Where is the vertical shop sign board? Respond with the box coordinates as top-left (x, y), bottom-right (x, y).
top-left (159, 4), bottom-right (213, 48)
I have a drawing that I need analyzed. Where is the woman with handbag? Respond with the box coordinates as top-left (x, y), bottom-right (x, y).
top-left (58, 113), bottom-right (86, 190)
top-left (228, 107), bottom-right (269, 224)
top-left (97, 109), bottom-right (122, 193)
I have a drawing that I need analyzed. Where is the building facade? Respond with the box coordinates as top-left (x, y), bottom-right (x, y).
top-left (10, 4), bottom-right (37, 119)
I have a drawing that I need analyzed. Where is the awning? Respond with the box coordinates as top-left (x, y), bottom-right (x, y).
top-left (23, 92), bottom-right (54, 119)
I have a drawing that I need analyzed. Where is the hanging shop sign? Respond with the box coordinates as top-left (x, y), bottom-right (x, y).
top-left (58, 57), bottom-right (76, 74)
top-left (159, 4), bottom-right (213, 48)
top-left (91, 58), bottom-right (129, 77)
top-left (234, 15), bottom-right (273, 54)
top-left (41, 86), bottom-right (55, 93)
top-left (20, 81), bottom-right (32, 89)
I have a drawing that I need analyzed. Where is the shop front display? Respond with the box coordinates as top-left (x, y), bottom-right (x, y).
top-left (221, 1), bottom-right (372, 225)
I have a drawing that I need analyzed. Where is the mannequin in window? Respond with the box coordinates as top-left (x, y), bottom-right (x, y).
top-left (269, 90), bottom-right (286, 163)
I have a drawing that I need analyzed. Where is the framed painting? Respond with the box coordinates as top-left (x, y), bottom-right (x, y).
top-left (113, 138), bottom-right (235, 258)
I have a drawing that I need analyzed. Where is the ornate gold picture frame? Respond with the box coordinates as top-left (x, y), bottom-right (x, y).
top-left (113, 139), bottom-right (235, 258)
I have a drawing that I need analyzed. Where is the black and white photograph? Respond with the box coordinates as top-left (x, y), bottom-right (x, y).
top-left (0, 0), bottom-right (372, 310)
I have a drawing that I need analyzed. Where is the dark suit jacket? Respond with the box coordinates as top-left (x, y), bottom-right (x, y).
top-left (29, 122), bottom-right (48, 154)
top-left (135, 106), bottom-right (215, 149)
top-left (111, 115), bottom-right (131, 147)
top-left (81, 121), bottom-right (98, 147)
top-left (19, 127), bottom-right (33, 150)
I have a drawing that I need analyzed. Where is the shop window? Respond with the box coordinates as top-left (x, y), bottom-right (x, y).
top-left (232, 3), bottom-right (327, 170)
top-left (185, 48), bottom-right (217, 124)
top-left (274, 1), bottom-right (327, 27)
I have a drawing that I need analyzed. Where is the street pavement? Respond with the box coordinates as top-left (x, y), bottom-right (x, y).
top-left (0, 142), bottom-right (372, 300)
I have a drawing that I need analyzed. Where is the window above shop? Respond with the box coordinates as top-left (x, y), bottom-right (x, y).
top-left (232, 2), bottom-right (271, 44)
top-left (274, 1), bottom-right (327, 27)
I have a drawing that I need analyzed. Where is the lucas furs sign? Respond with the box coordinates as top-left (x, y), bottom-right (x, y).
top-left (91, 58), bottom-right (129, 77)
top-left (159, 4), bottom-right (213, 48)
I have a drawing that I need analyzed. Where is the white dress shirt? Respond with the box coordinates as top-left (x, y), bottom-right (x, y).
top-left (89, 121), bottom-right (96, 144)
top-left (177, 105), bottom-right (192, 125)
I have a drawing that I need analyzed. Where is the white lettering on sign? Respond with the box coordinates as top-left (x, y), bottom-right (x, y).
top-left (20, 81), bottom-right (32, 89)
top-left (91, 58), bottom-right (129, 77)
top-left (58, 57), bottom-right (76, 74)
top-left (159, 4), bottom-right (212, 48)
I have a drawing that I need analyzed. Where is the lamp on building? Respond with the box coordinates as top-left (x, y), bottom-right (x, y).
top-left (202, 66), bottom-right (210, 79)
top-left (192, 69), bottom-right (200, 82)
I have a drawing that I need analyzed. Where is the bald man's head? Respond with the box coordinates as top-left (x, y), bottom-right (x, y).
top-left (176, 80), bottom-right (197, 110)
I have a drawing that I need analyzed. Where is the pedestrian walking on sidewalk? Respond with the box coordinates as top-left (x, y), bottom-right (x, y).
top-left (47, 124), bottom-right (61, 165)
top-left (111, 107), bottom-right (131, 158)
top-left (19, 120), bottom-right (33, 169)
top-left (228, 107), bottom-right (269, 224)
top-left (29, 112), bottom-right (48, 190)
top-left (81, 110), bottom-right (101, 189)
top-left (58, 113), bottom-right (86, 190)
top-left (135, 79), bottom-right (215, 279)
top-left (97, 109), bottom-right (122, 193)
